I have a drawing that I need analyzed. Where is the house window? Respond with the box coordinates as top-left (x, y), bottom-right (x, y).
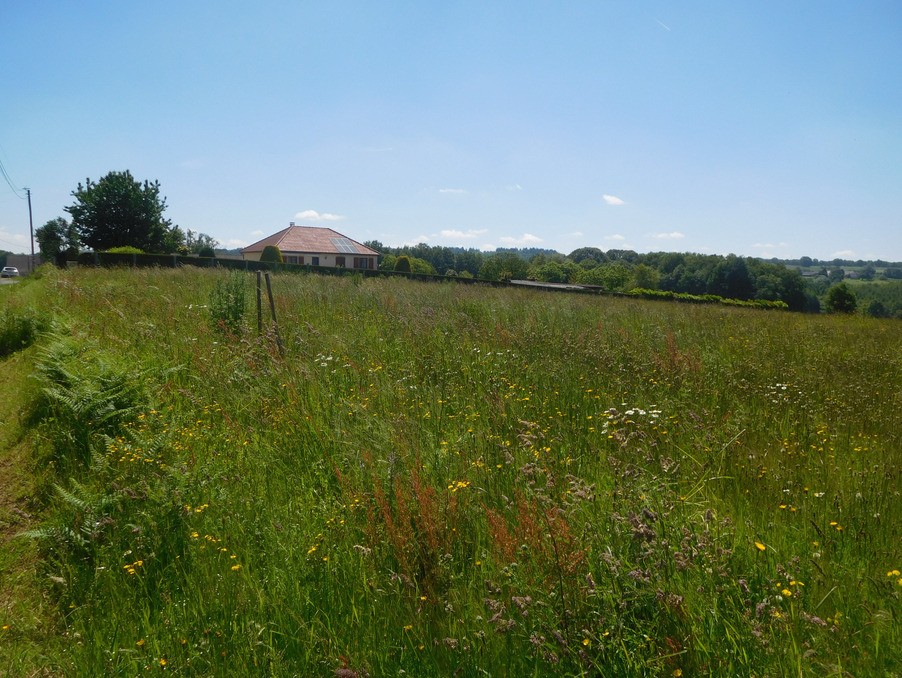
top-left (284, 255), bottom-right (298, 264)
top-left (353, 257), bottom-right (372, 270)
top-left (335, 256), bottom-right (346, 267)
top-left (299, 256), bottom-right (304, 265)
top-left (312, 256), bottom-right (320, 266)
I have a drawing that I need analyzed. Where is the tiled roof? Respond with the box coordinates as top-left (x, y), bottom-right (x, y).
top-left (241, 226), bottom-right (380, 256)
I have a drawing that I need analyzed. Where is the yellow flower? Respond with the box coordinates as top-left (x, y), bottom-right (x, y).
top-left (136, 639), bottom-right (146, 647)
top-left (582, 638), bottom-right (590, 647)
top-left (673, 670), bottom-right (683, 677)
top-left (231, 564), bottom-right (242, 571)
top-left (754, 541), bottom-right (766, 551)
top-left (159, 658), bottom-right (167, 667)
top-left (403, 624), bottom-right (413, 631)
top-left (782, 589), bottom-right (792, 597)
top-left (887, 569), bottom-right (900, 577)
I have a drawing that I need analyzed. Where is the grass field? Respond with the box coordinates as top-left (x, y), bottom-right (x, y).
top-left (1, 266), bottom-right (900, 676)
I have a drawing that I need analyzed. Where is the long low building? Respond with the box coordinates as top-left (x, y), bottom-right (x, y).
top-left (241, 224), bottom-right (380, 270)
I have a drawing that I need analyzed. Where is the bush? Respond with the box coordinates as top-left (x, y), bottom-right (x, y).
top-left (209, 271), bottom-right (247, 333)
top-left (825, 282), bottom-right (857, 313)
top-left (394, 255), bottom-right (411, 273)
top-left (105, 246), bottom-right (145, 254)
top-left (260, 245), bottom-right (284, 264)
top-left (198, 246), bottom-right (216, 259)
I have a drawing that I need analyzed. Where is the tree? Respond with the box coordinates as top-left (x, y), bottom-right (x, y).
top-left (865, 300), bottom-right (889, 318)
top-left (65, 170), bottom-right (182, 253)
top-left (260, 245), bottom-right (284, 263)
top-left (36, 217), bottom-right (80, 261)
top-left (478, 253), bottom-right (529, 282)
top-left (394, 255), bottom-right (411, 273)
top-left (185, 230), bottom-right (219, 255)
top-left (824, 282), bottom-right (857, 314)
top-left (630, 264), bottom-right (660, 290)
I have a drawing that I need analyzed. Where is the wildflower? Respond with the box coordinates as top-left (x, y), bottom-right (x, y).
top-left (582, 638), bottom-right (590, 647)
top-left (674, 670), bottom-right (683, 677)
top-left (231, 564), bottom-right (242, 571)
top-left (136, 639), bottom-right (146, 647)
top-left (754, 541), bottom-right (766, 551)
top-left (782, 589), bottom-right (792, 597)
top-left (159, 658), bottom-right (167, 667)
top-left (403, 625), bottom-right (413, 631)
top-left (887, 569), bottom-right (900, 577)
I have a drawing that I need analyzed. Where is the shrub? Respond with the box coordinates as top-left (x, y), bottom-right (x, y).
top-left (260, 245), bottom-right (284, 264)
top-left (394, 255), bottom-right (411, 273)
top-left (209, 271), bottom-right (247, 333)
top-left (105, 246), bottom-right (145, 254)
top-left (198, 245), bottom-right (216, 259)
top-left (825, 282), bottom-right (857, 313)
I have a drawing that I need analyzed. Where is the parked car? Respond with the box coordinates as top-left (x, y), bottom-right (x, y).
top-left (1, 266), bottom-right (19, 278)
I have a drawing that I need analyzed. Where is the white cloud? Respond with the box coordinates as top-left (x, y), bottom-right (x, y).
top-left (569, 231), bottom-right (583, 237)
top-left (651, 231), bottom-right (685, 240)
top-left (438, 188), bottom-right (467, 194)
top-left (440, 229), bottom-right (487, 239)
top-left (831, 249), bottom-right (856, 259)
top-left (506, 184), bottom-right (523, 191)
top-left (751, 242), bottom-right (791, 257)
top-left (0, 230), bottom-right (31, 252)
top-left (225, 238), bottom-right (249, 248)
top-left (250, 230), bottom-right (263, 237)
top-left (499, 233), bottom-right (543, 246)
top-left (404, 235), bottom-right (431, 246)
top-left (295, 209), bottom-right (344, 221)
top-left (604, 234), bottom-right (626, 241)
top-left (603, 194), bottom-right (625, 206)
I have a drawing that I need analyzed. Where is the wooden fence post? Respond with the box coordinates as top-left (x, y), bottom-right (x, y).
top-left (256, 271), bottom-right (263, 335)
top-left (264, 272), bottom-right (284, 356)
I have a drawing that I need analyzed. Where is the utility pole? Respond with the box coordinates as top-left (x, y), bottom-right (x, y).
top-left (25, 187), bottom-right (35, 273)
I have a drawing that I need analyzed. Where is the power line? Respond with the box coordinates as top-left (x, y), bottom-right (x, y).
top-left (0, 156), bottom-right (25, 199)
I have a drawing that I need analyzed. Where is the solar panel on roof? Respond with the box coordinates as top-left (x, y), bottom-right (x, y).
top-left (331, 237), bottom-right (357, 253)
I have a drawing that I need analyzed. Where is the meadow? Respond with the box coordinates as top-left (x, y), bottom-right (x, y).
top-left (0, 266), bottom-right (899, 676)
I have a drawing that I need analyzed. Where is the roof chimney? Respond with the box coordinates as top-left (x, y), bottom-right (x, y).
top-left (290, 221), bottom-right (295, 226)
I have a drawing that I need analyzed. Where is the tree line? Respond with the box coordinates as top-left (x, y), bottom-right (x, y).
top-left (35, 170), bottom-right (218, 262)
top-left (365, 242), bottom-right (819, 312)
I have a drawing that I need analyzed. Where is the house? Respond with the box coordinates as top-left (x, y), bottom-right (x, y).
top-left (241, 224), bottom-right (380, 270)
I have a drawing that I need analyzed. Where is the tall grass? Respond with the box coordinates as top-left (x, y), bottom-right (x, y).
top-left (2, 266), bottom-right (899, 675)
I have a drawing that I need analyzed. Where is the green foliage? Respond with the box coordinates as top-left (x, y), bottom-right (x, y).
top-left (65, 170), bottom-right (182, 253)
top-left (846, 280), bottom-right (902, 318)
top-left (825, 282), bottom-right (857, 313)
top-left (30, 336), bottom-right (148, 472)
top-left (209, 271), bottom-right (247, 332)
top-left (394, 255), bottom-right (412, 272)
top-left (185, 229), bottom-right (219, 255)
top-left (35, 217), bottom-right (80, 260)
top-left (4, 267), bottom-right (901, 676)
top-left (104, 245), bottom-right (145, 254)
top-left (0, 307), bottom-right (49, 357)
top-left (259, 245), bottom-right (284, 264)
top-left (575, 261), bottom-right (633, 291)
top-left (478, 252), bottom-right (529, 281)
top-left (387, 253), bottom-right (439, 275)
top-left (865, 299), bottom-right (889, 318)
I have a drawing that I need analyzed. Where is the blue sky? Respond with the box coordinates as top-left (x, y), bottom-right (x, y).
top-left (2, 1), bottom-right (900, 260)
